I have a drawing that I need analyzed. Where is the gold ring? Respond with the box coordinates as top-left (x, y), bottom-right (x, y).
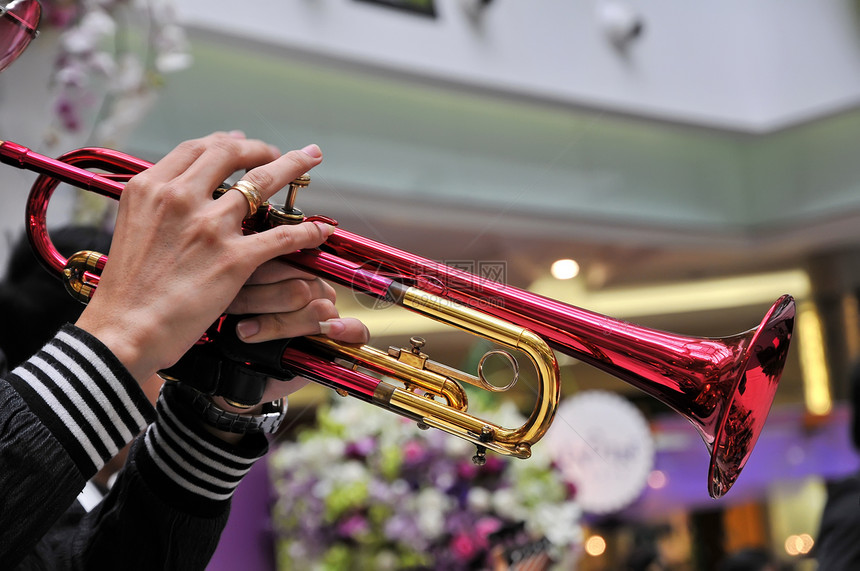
top-left (230, 180), bottom-right (264, 218)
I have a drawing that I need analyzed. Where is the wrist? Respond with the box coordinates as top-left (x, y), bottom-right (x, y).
top-left (75, 306), bottom-right (159, 383)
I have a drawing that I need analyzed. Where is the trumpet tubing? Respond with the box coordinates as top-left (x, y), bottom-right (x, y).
top-left (0, 139), bottom-right (796, 498)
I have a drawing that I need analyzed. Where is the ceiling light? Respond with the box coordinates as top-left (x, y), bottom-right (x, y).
top-left (551, 258), bottom-right (580, 280)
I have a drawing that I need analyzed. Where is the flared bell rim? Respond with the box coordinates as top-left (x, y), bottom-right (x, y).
top-left (0, 0), bottom-right (42, 73)
top-left (707, 294), bottom-right (796, 498)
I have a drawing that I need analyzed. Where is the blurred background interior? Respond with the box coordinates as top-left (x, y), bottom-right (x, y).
top-left (2, 1), bottom-right (860, 569)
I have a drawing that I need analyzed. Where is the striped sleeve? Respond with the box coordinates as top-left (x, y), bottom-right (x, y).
top-left (133, 382), bottom-right (268, 516)
top-left (5, 324), bottom-right (155, 478)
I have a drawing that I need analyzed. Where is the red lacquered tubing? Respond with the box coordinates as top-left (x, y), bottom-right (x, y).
top-left (0, 143), bottom-right (148, 277)
top-left (280, 344), bottom-right (381, 401)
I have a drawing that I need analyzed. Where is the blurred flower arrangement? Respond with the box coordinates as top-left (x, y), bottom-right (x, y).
top-left (269, 397), bottom-right (583, 570)
top-left (40, 0), bottom-right (190, 146)
top-left (33, 0), bottom-right (189, 225)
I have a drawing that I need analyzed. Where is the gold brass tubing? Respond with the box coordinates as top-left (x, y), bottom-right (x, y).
top-left (304, 336), bottom-right (469, 411)
top-left (365, 380), bottom-right (522, 456)
top-left (386, 386), bottom-right (532, 458)
top-left (422, 358), bottom-right (484, 389)
top-left (398, 287), bottom-right (560, 451)
top-left (63, 250), bottom-right (105, 303)
top-left (306, 339), bottom-right (529, 456)
top-left (299, 283), bottom-right (560, 458)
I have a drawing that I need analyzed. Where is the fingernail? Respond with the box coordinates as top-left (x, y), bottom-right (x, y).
top-left (237, 319), bottom-right (261, 340)
top-left (319, 319), bottom-right (344, 337)
top-left (301, 144), bottom-right (322, 159)
top-left (314, 221), bottom-right (336, 236)
top-left (269, 144), bottom-right (281, 155)
top-left (229, 130), bottom-right (246, 138)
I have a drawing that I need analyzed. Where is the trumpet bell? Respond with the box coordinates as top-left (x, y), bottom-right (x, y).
top-left (0, 0), bottom-right (41, 73)
top-left (701, 294), bottom-right (794, 498)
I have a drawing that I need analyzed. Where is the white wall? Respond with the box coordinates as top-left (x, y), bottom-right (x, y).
top-left (176, 0), bottom-right (860, 132)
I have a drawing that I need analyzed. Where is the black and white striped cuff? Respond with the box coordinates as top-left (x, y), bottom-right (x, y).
top-left (6, 324), bottom-right (155, 476)
top-left (137, 383), bottom-right (268, 512)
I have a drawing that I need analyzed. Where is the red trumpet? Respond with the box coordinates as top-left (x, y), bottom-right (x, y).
top-left (0, 140), bottom-right (794, 498)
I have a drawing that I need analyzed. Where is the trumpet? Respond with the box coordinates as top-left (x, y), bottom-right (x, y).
top-left (0, 140), bottom-right (795, 499)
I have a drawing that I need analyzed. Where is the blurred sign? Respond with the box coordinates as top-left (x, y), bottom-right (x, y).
top-left (545, 391), bottom-right (654, 514)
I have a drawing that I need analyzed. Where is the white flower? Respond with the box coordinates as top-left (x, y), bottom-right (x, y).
top-left (443, 431), bottom-right (472, 456)
top-left (61, 28), bottom-right (101, 55)
top-left (467, 487), bottom-right (492, 512)
top-left (527, 502), bottom-right (583, 548)
top-left (374, 551), bottom-right (399, 571)
top-left (416, 507), bottom-right (445, 539)
top-left (412, 487), bottom-right (452, 539)
top-left (492, 487), bottom-right (528, 522)
top-left (55, 64), bottom-right (88, 88)
top-left (493, 400), bottom-right (527, 426)
top-left (523, 439), bottom-right (554, 470)
top-left (156, 51), bottom-right (192, 74)
top-left (288, 541), bottom-right (309, 561)
top-left (87, 51), bottom-right (116, 76)
top-left (338, 460), bottom-right (369, 483)
top-left (390, 478), bottom-right (410, 496)
top-left (79, 9), bottom-right (116, 36)
top-left (111, 54), bottom-right (144, 92)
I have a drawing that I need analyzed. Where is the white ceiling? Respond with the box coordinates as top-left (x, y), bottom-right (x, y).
top-left (176, 0), bottom-right (860, 133)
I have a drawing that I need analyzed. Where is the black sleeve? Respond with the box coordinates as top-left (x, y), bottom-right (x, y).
top-left (0, 324), bottom-right (155, 566)
top-left (12, 357), bottom-right (269, 571)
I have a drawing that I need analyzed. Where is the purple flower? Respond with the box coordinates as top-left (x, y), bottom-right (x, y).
top-left (403, 440), bottom-right (426, 463)
top-left (482, 454), bottom-right (506, 474)
top-left (450, 532), bottom-right (479, 560)
top-left (476, 516), bottom-right (503, 540)
top-left (42, 2), bottom-right (78, 29)
top-left (456, 460), bottom-right (479, 480)
top-left (55, 97), bottom-right (80, 131)
top-left (345, 436), bottom-right (375, 459)
top-left (337, 514), bottom-right (369, 538)
top-left (384, 514), bottom-right (425, 549)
